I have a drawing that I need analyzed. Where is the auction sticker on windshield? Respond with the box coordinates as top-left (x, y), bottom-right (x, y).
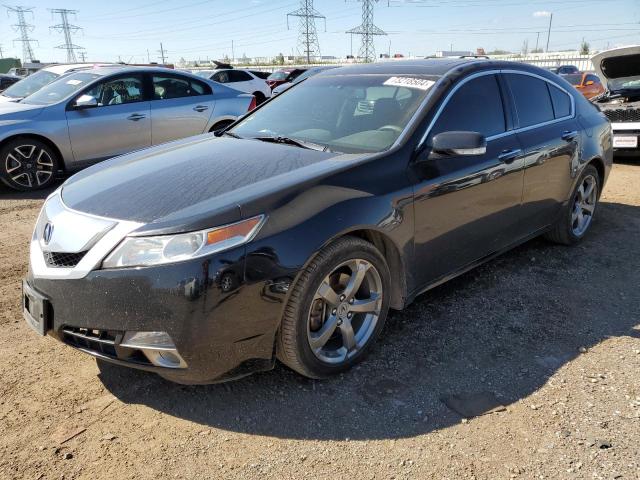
top-left (383, 76), bottom-right (435, 90)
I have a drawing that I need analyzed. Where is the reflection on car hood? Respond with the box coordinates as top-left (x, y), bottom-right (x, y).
top-left (0, 94), bottom-right (21, 104)
top-left (591, 45), bottom-right (640, 87)
top-left (61, 134), bottom-right (367, 233)
top-left (0, 101), bottom-right (44, 120)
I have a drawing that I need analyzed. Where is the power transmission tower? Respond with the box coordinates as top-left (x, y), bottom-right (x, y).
top-left (5, 5), bottom-right (38, 63)
top-left (346, 0), bottom-right (386, 63)
top-left (287, 0), bottom-right (326, 64)
top-left (78, 50), bottom-right (86, 62)
top-left (49, 8), bottom-right (83, 63)
top-left (158, 42), bottom-right (167, 64)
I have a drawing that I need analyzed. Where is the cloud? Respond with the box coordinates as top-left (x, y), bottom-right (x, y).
top-left (533, 11), bottom-right (551, 17)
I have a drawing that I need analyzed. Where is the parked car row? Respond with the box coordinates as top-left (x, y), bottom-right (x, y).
top-left (22, 57), bottom-right (613, 384)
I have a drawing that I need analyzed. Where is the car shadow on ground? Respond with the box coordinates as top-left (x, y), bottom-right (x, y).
top-left (0, 181), bottom-right (63, 200)
top-left (95, 200), bottom-right (639, 440)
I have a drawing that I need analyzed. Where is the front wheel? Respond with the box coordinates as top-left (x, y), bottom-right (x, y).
top-left (277, 236), bottom-right (391, 378)
top-left (0, 138), bottom-right (59, 191)
top-left (545, 164), bottom-right (600, 245)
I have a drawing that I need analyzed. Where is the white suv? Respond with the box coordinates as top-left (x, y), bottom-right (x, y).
top-left (193, 68), bottom-right (271, 104)
top-left (0, 63), bottom-right (116, 104)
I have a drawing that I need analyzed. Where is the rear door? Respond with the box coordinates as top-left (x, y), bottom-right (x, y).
top-left (503, 72), bottom-right (580, 235)
top-left (150, 73), bottom-right (214, 144)
top-left (412, 73), bottom-right (525, 287)
top-left (66, 73), bottom-right (151, 163)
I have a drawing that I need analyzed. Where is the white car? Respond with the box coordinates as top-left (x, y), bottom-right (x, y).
top-left (193, 68), bottom-right (271, 104)
top-left (0, 63), bottom-right (115, 104)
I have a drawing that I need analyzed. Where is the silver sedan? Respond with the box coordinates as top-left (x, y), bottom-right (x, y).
top-left (0, 66), bottom-right (253, 191)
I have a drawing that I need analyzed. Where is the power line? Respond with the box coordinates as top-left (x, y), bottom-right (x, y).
top-left (347, 0), bottom-right (387, 62)
top-left (49, 8), bottom-right (83, 63)
top-left (5, 5), bottom-right (38, 63)
top-left (287, 0), bottom-right (325, 64)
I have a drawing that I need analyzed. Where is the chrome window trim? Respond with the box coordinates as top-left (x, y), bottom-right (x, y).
top-left (418, 68), bottom-right (576, 148)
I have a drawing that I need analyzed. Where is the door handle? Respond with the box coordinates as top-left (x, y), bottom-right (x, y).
top-left (193, 105), bottom-right (209, 112)
top-left (127, 113), bottom-right (146, 121)
top-left (561, 130), bottom-right (578, 141)
top-left (498, 148), bottom-right (522, 164)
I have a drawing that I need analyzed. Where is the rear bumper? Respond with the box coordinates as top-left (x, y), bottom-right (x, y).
top-left (25, 246), bottom-right (289, 384)
top-left (611, 123), bottom-right (640, 153)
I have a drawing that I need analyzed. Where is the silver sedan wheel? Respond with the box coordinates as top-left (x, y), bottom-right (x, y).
top-left (4, 144), bottom-right (54, 189)
top-left (571, 174), bottom-right (598, 237)
top-left (307, 259), bottom-right (383, 364)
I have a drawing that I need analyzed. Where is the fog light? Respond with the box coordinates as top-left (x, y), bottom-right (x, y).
top-left (120, 331), bottom-right (187, 369)
top-left (121, 331), bottom-right (175, 350)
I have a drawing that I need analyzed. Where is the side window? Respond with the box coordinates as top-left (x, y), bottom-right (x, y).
top-left (505, 73), bottom-right (554, 127)
top-left (548, 84), bottom-right (572, 119)
top-left (190, 79), bottom-right (211, 95)
top-left (228, 70), bottom-right (252, 82)
top-left (84, 75), bottom-right (144, 107)
top-left (431, 74), bottom-right (506, 138)
top-left (153, 75), bottom-right (206, 100)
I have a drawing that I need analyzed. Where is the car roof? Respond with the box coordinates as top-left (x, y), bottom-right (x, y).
top-left (41, 63), bottom-right (116, 75)
top-left (320, 58), bottom-right (485, 76)
top-left (70, 65), bottom-right (198, 77)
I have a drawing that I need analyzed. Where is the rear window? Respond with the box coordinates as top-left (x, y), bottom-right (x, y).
top-left (505, 73), bottom-right (554, 128)
top-left (563, 74), bottom-right (583, 86)
top-left (267, 71), bottom-right (289, 81)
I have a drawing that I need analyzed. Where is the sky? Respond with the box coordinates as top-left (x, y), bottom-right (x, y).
top-left (1, 0), bottom-right (639, 64)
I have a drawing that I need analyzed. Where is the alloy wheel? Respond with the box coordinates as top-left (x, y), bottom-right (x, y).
top-left (4, 144), bottom-right (54, 189)
top-left (307, 258), bottom-right (383, 364)
top-left (571, 174), bottom-right (597, 237)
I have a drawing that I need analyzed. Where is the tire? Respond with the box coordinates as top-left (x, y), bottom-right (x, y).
top-left (544, 164), bottom-right (600, 245)
top-left (253, 92), bottom-right (266, 105)
top-left (277, 236), bottom-right (391, 378)
top-left (0, 137), bottom-right (59, 192)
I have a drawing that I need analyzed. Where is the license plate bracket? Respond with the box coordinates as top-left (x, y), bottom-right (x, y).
top-left (613, 135), bottom-right (638, 148)
top-left (22, 280), bottom-right (49, 336)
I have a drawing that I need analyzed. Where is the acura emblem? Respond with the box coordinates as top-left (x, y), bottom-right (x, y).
top-left (43, 222), bottom-right (54, 245)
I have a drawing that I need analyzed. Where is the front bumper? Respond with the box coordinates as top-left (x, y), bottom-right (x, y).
top-left (24, 247), bottom-right (286, 384)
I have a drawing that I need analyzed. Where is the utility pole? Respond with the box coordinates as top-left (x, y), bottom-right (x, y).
top-left (79, 50), bottom-right (86, 62)
top-left (0, 44), bottom-right (3, 57)
top-left (5, 5), bottom-right (38, 63)
top-left (287, 0), bottom-right (325, 64)
top-left (231, 40), bottom-right (234, 63)
top-left (49, 9), bottom-right (83, 63)
top-left (545, 12), bottom-right (553, 53)
top-left (146, 49), bottom-right (150, 63)
top-left (158, 42), bottom-right (166, 64)
top-left (346, 0), bottom-right (386, 63)
top-left (535, 32), bottom-right (540, 52)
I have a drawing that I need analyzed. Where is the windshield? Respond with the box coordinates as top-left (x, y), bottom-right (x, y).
top-left (231, 74), bottom-right (436, 154)
top-left (22, 72), bottom-right (101, 105)
top-left (267, 71), bottom-right (289, 81)
top-left (193, 70), bottom-right (214, 78)
top-left (563, 74), bottom-right (583, 86)
top-left (608, 77), bottom-right (640, 92)
top-left (1, 70), bottom-right (59, 99)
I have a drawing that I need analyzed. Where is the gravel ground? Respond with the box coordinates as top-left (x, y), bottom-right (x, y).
top-left (0, 161), bottom-right (639, 480)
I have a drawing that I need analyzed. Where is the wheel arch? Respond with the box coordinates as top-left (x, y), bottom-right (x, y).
top-left (587, 157), bottom-right (605, 197)
top-left (0, 133), bottom-right (65, 171)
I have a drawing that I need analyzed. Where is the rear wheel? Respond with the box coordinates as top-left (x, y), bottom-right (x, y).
top-left (545, 164), bottom-right (600, 245)
top-left (0, 138), bottom-right (59, 191)
top-left (277, 237), bottom-right (390, 378)
top-left (253, 91), bottom-right (266, 105)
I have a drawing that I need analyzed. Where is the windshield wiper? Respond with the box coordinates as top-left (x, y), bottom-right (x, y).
top-left (251, 135), bottom-right (330, 152)
top-left (218, 130), bottom-right (243, 139)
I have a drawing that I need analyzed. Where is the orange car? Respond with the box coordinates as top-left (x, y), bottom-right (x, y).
top-left (563, 72), bottom-right (606, 99)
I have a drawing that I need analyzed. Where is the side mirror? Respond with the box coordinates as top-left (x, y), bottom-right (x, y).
top-left (74, 94), bottom-right (98, 109)
top-left (430, 131), bottom-right (487, 157)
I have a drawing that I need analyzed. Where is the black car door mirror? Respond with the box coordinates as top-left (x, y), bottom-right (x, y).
top-left (429, 131), bottom-right (487, 158)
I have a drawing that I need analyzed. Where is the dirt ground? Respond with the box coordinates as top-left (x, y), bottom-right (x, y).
top-left (1, 161), bottom-right (639, 480)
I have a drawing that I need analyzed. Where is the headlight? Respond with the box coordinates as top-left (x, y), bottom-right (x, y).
top-left (102, 215), bottom-right (264, 268)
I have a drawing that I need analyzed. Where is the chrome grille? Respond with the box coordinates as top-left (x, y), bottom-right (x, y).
top-left (603, 108), bottom-right (640, 123)
top-left (43, 251), bottom-right (87, 268)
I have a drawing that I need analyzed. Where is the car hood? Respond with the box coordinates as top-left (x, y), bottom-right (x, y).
top-left (0, 101), bottom-right (45, 120)
top-left (61, 135), bottom-right (369, 234)
top-left (591, 45), bottom-right (640, 90)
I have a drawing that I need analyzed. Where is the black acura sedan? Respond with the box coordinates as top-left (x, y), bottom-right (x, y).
top-left (23, 59), bottom-right (612, 384)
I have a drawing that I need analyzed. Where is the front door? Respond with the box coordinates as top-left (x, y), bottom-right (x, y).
top-left (66, 74), bottom-right (151, 163)
top-left (412, 73), bottom-right (525, 288)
